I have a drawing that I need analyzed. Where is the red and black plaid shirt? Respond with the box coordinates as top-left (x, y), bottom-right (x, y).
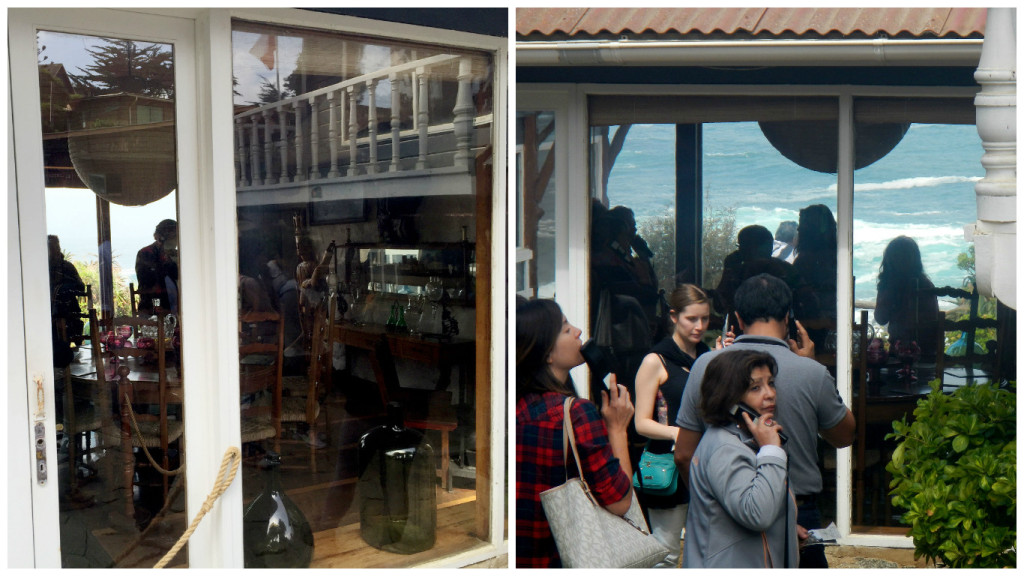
top-left (515, 392), bottom-right (631, 568)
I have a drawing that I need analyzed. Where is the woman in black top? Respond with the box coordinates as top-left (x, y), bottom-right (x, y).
top-left (633, 284), bottom-right (731, 567)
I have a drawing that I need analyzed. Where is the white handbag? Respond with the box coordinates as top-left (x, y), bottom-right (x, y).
top-left (540, 397), bottom-right (669, 568)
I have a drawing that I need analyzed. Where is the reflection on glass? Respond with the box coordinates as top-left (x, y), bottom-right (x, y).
top-left (851, 120), bottom-right (996, 529)
top-left (233, 19), bottom-right (492, 567)
top-left (516, 110), bottom-right (557, 298)
top-left (38, 29), bottom-right (185, 567)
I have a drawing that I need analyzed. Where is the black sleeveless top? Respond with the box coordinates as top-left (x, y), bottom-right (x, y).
top-left (637, 337), bottom-right (709, 508)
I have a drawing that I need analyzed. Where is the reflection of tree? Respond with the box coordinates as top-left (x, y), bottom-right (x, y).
top-left (68, 253), bottom-right (132, 318)
top-left (68, 38), bottom-right (174, 98)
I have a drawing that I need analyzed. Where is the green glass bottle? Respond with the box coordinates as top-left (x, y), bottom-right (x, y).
top-left (396, 304), bottom-right (407, 331)
top-left (243, 452), bottom-right (314, 567)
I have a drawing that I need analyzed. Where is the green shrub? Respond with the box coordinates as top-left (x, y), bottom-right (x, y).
top-left (886, 380), bottom-right (1016, 568)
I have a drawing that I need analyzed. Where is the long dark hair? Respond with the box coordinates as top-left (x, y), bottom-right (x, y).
top-left (700, 350), bottom-right (778, 426)
top-left (516, 298), bottom-right (575, 398)
top-left (878, 235), bottom-right (929, 291)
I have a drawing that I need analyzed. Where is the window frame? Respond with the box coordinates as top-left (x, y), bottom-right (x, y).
top-left (517, 80), bottom-right (979, 548)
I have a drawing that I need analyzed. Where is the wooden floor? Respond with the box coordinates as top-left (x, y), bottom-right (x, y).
top-left (62, 375), bottom-right (485, 568)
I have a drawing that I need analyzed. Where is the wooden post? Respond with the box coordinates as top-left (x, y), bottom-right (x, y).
top-left (390, 72), bottom-right (401, 172)
top-left (327, 91), bottom-right (341, 178)
top-left (367, 80), bottom-right (379, 174)
top-left (453, 56), bottom-right (475, 170)
top-left (416, 68), bottom-right (429, 170)
top-left (309, 95), bottom-right (320, 180)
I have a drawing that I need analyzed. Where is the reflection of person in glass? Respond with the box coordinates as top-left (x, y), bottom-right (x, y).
top-left (135, 219), bottom-right (179, 315)
top-left (49, 234), bottom-right (86, 367)
top-left (792, 205), bottom-right (837, 350)
top-left (874, 236), bottom-right (939, 362)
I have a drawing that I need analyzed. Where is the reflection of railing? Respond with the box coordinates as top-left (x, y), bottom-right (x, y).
top-left (234, 54), bottom-right (484, 190)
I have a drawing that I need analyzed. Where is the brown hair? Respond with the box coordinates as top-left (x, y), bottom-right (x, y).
top-left (516, 298), bottom-right (575, 398)
top-left (668, 284), bottom-right (709, 314)
top-left (700, 349), bottom-right (778, 426)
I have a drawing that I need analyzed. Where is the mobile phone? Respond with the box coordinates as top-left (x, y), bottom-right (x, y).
top-left (580, 338), bottom-right (615, 383)
top-left (729, 402), bottom-right (788, 444)
top-left (722, 311), bottom-right (730, 336)
top-left (788, 312), bottom-right (799, 342)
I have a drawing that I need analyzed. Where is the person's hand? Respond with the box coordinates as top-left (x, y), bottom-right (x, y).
top-left (715, 328), bottom-right (736, 349)
top-left (797, 524), bottom-right (810, 541)
top-left (741, 411), bottom-right (783, 447)
top-left (600, 374), bottom-right (634, 433)
top-left (788, 319), bottom-right (815, 358)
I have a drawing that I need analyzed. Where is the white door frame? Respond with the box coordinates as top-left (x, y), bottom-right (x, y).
top-left (517, 80), bottom-right (978, 547)
top-left (11, 8), bottom-right (508, 568)
top-left (7, 8), bottom-right (212, 567)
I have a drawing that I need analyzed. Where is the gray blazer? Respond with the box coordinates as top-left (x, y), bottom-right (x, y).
top-left (683, 425), bottom-right (798, 568)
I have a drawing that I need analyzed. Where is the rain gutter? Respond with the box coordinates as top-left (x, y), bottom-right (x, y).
top-left (516, 38), bottom-right (984, 67)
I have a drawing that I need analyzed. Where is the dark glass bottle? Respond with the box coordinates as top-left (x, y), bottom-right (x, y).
top-left (357, 402), bottom-right (437, 554)
top-left (243, 452), bottom-right (314, 568)
top-left (386, 302), bottom-right (398, 332)
top-left (396, 304), bottom-right (407, 331)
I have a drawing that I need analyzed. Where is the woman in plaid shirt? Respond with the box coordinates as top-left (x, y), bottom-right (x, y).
top-left (515, 298), bottom-right (635, 568)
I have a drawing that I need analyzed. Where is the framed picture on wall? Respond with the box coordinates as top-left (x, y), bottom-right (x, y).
top-left (308, 192), bottom-right (368, 225)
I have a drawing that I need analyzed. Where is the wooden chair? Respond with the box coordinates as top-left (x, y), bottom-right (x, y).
top-left (89, 308), bottom-right (183, 517)
top-left (925, 286), bottom-right (1000, 385)
top-left (280, 294), bottom-right (335, 472)
top-left (239, 310), bottom-right (285, 457)
top-left (55, 287), bottom-right (102, 488)
top-left (372, 330), bottom-right (458, 491)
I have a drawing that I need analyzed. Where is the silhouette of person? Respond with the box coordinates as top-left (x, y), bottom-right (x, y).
top-left (875, 236), bottom-right (940, 361)
top-left (135, 219), bottom-right (178, 315)
top-left (49, 234), bottom-right (86, 367)
top-left (792, 205), bottom-right (837, 350)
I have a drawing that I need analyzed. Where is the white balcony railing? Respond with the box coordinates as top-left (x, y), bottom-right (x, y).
top-left (234, 54), bottom-right (488, 193)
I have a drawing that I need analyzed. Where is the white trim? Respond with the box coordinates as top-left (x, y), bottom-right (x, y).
top-left (835, 91), bottom-right (856, 540)
top-left (187, 9), bottom-right (244, 567)
top-left (572, 83), bottom-right (980, 99)
top-left (7, 54), bottom-right (38, 569)
top-left (229, 8), bottom-right (507, 53)
top-left (517, 37), bottom-right (983, 68)
top-left (488, 38), bottom-right (509, 557)
top-left (8, 8), bottom-right (198, 567)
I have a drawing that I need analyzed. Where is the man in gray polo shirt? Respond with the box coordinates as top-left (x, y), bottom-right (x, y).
top-left (675, 273), bottom-right (855, 568)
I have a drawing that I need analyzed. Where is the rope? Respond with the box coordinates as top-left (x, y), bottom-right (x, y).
top-left (153, 446), bottom-right (241, 569)
top-left (124, 392), bottom-right (184, 476)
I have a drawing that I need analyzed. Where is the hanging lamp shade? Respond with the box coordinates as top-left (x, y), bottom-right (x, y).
top-left (758, 120), bottom-right (910, 174)
top-left (68, 94), bottom-right (177, 206)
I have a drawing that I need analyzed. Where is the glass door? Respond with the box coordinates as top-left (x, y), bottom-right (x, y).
top-left (9, 9), bottom-right (196, 567)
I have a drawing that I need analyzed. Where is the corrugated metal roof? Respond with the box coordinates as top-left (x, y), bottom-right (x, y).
top-left (517, 8), bottom-right (986, 40)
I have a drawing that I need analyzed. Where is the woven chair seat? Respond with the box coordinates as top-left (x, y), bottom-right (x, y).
top-left (240, 417), bottom-right (277, 444)
top-left (130, 419), bottom-right (184, 448)
top-left (281, 396), bottom-right (321, 423)
top-left (281, 374), bottom-right (308, 395)
top-left (68, 404), bottom-right (104, 434)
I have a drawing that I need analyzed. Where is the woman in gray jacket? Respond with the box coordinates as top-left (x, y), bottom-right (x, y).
top-left (683, 350), bottom-right (797, 568)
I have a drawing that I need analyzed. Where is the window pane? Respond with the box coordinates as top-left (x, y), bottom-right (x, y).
top-left (231, 19), bottom-right (493, 567)
top-left (516, 110), bottom-right (556, 298)
top-left (39, 30), bottom-right (186, 567)
top-left (850, 115), bottom-right (999, 530)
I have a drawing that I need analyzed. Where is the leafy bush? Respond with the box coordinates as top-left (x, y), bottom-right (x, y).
top-left (886, 380), bottom-right (1016, 568)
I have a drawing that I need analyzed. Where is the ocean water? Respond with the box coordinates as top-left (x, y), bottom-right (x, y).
top-left (606, 122), bottom-right (984, 306)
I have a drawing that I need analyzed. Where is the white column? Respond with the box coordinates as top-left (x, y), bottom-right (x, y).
top-left (235, 118), bottom-right (247, 186)
top-left (390, 72), bottom-right (401, 172)
top-left (293, 101), bottom-right (305, 182)
top-left (327, 90), bottom-right (341, 178)
top-left (309, 95), bottom-right (320, 180)
top-left (367, 80), bottom-right (379, 174)
top-left (278, 105), bottom-right (290, 183)
top-left (348, 85), bottom-right (360, 176)
top-left (452, 56), bottom-right (475, 170)
top-left (262, 109), bottom-right (276, 185)
top-left (249, 116), bottom-right (262, 186)
top-left (970, 7), bottom-right (1016, 308)
top-left (416, 67), bottom-right (429, 170)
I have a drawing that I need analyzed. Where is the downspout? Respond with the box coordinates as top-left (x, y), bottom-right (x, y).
top-left (969, 7), bottom-right (1016, 309)
top-left (517, 38), bottom-right (983, 67)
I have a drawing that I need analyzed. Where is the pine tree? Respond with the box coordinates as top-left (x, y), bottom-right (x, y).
top-left (68, 38), bottom-right (174, 99)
